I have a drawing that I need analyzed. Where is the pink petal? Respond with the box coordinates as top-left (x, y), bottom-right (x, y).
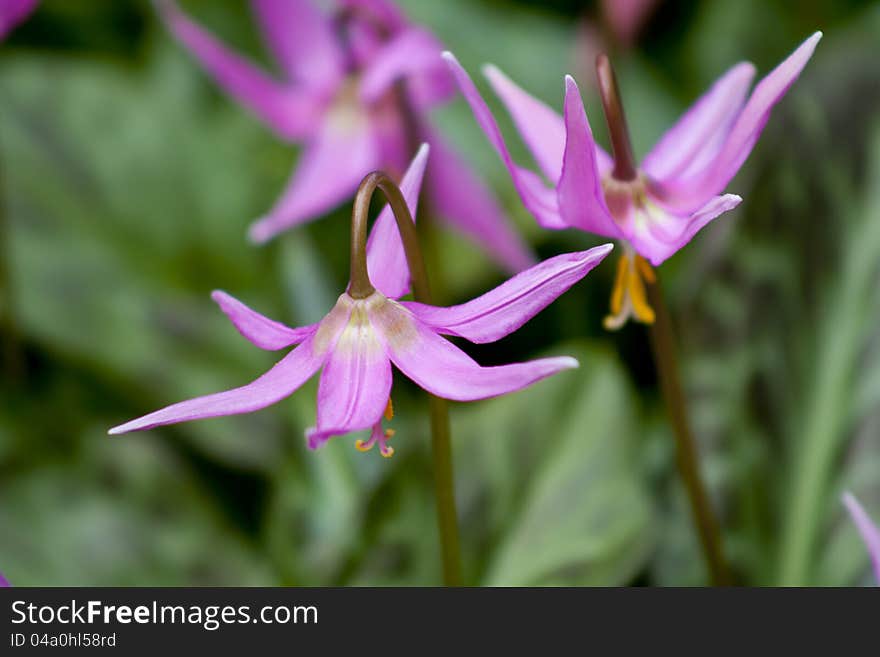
top-left (404, 245), bottom-right (612, 343)
top-left (482, 64), bottom-right (567, 183)
top-left (157, 0), bottom-right (321, 141)
top-left (108, 335), bottom-right (325, 435)
top-left (0, 570), bottom-right (8, 587)
top-left (248, 111), bottom-right (379, 243)
top-left (424, 129), bottom-right (536, 273)
top-left (366, 144), bottom-right (430, 300)
top-left (211, 290), bottom-right (315, 351)
top-left (557, 75), bottom-right (623, 240)
top-left (642, 62), bottom-right (756, 185)
top-left (0, 0), bottom-right (38, 40)
top-left (442, 52), bottom-right (568, 230)
top-left (359, 27), bottom-right (452, 110)
top-left (338, 0), bottom-right (407, 32)
top-left (250, 0), bottom-right (344, 95)
top-left (306, 315), bottom-right (392, 449)
top-left (630, 193), bottom-right (741, 266)
top-left (482, 65), bottom-right (614, 182)
top-left (843, 493), bottom-right (880, 583)
top-left (670, 32), bottom-right (822, 210)
top-left (372, 304), bottom-right (578, 401)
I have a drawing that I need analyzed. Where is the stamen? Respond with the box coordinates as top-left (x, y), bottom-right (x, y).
top-left (380, 429), bottom-right (395, 458)
top-left (384, 398), bottom-right (394, 421)
top-left (603, 250), bottom-right (657, 330)
top-left (355, 438), bottom-right (373, 452)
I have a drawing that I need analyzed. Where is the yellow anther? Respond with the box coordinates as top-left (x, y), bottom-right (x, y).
top-left (627, 259), bottom-right (655, 324)
top-left (384, 398), bottom-right (394, 421)
top-left (635, 255), bottom-right (656, 283)
top-left (609, 253), bottom-right (629, 315)
top-left (380, 445), bottom-right (395, 458)
top-left (603, 249), bottom-right (656, 330)
top-left (355, 439), bottom-right (372, 452)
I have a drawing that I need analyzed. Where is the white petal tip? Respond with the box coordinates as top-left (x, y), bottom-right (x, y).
top-left (558, 356), bottom-right (580, 370)
top-left (481, 63), bottom-right (502, 79)
top-left (441, 51), bottom-right (456, 63)
top-left (247, 221), bottom-right (272, 245)
top-left (564, 74), bottom-right (578, 88)
top-left (108, 427), bottom-right (123, 436)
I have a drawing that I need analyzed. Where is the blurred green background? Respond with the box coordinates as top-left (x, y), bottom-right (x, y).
top-left (1, 0), bottom-right (878, 586)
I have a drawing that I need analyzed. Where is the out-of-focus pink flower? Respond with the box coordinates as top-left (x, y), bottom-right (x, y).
top-left (156, 0), bottom-right (533, 272)
top-left (601, 0), bottom-right (658, 48)
top-left (0, 0), bottom-right (38, 40)
top-left (443, 32), bottom-right (820, 326)
top-left (843, 493), bottom-right (880, 584)
top-left (0, 570), bottom-right (9, 586)
top-left (109, 146), bottom-right (611, 454)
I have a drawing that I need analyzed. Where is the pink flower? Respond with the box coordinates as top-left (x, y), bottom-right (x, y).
top-left (442, 33), bottom-right (820, 326)
top-left (843, 493), bottom-right (880, 584)
top-left (109, 146), bottom-right (611, 454)
top-left (0, 570), bottom-right (9, 587)
top-left (156, 0), bottom-right (533, 272)
top-left (0, 0), bottom-right (38, 40)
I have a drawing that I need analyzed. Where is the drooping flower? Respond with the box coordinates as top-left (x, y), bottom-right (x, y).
top-left (843, 493), bottom-right (880, 584)
top-left (156, 0), bottom-right (533, 272)
top-left (109, 145), bottom-right (612, 454)
top-left (443, 32), bottom-right (821, 327)
top-left (0, 0), bottom-right (38, 40)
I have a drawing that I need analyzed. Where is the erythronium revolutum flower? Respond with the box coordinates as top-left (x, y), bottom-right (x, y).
top-left (0, 0), bottom-right (38, 40)
top-left (156, 0), bottom-right (533, 272)
top-left (443, 32), bottom-right (821, 328)
top-left (109, 145), bottom-right (612, 454)
top-left (843, 493), bottom-right (880, 583)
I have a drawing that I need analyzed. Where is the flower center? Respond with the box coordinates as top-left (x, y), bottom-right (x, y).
top-left (603, 245), bottom-right (656, 330)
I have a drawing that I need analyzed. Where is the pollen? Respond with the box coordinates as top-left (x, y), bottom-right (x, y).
top-left (384, 397), bottom-right (394, 421)
top-left (603, 250), bottom-right (656, 330)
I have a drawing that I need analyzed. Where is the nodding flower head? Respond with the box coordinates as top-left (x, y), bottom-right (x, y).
top-left (110, 146), bottom-right (612, 455)
top-left (443, 32), bottom-right (821, 328)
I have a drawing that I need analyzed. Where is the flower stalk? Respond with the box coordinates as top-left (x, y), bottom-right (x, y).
top-left (0, 160), bottom-right (23, 382)
top-left (349, 172), bottom-right (462, 585)
top-left (597, 55), bottom-right (731, 585)
top-left (646, 279), bottom-right (731, 585)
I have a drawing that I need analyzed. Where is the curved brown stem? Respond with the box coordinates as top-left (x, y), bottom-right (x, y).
top-left (646, 277), bottom-right (732, 586)
top-left (348, 173), bottom-right (463, 585)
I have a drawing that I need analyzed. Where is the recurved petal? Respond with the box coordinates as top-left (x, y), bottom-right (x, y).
top-left (108, 335), bottom-right (326, 435)
top-left (359, 27), bottom-right (451, 108)
top-left (366, 144), bottom-right (430, 300)
top-left (843, 493), bottom-right (880, 583)
top-left (482, 65), bottom-right (615, 183)
top-left (642, 62), bottom-right (756, 184)
top-left (403, 245), bottom-right (612, 343)
top-left (424, 130), bottom-right (536, 273)
top-left (250, 0), bottom-right (344, 94)
top-left (211, 290), bottom-right (315, 350)
top-left (672, 32), bottom-right (821, 210)
top-left (372, 303), bottom-right (578, 401)
top-left (557, 75), bottom-right (622, 239)
top-left (629, 193), bottom-right (741, 266)
top-left (306, 307), bottom-right (393, 449)
top-left (483, 64), bottom-right (567, 183)
top-left (157, 0), bottom-right (321, 141)
top-left (442, 52), bottom-right (568, 230)
top-left (248, 111), bottom-right (379, 243)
